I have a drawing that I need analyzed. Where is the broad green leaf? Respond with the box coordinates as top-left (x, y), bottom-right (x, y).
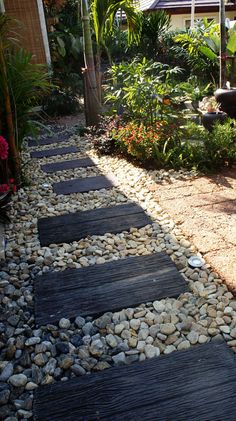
top-left (227, 32), bottom-right (236, 54)
top-left (199, 45), bottom-right (217, 60)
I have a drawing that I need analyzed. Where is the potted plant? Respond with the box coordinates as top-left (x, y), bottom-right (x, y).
top-left (202, 98), bottom-right (227, 131)
top-left (215, 0), bottom-right (236, 117)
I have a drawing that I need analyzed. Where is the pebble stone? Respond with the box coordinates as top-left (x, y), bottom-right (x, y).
top-left (0, 123), bottom-right (234, 420)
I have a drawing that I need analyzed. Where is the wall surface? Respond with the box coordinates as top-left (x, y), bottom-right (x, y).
top-left (4, 0), bottom-right (48, 64)
top-left (170, 10), bottom-right (236, 29)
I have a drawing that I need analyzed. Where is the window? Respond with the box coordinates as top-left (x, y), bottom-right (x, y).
top-left (185, 17), bottom-right (214, 29)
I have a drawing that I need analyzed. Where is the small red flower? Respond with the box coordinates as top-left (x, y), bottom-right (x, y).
top-left (0, 136), bottom-right (9, 160)
top-left (0, 184), bottom-right (10, 193)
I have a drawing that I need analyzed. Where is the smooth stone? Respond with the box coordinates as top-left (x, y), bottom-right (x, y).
top-left (55, 342), bottom-right (70, 354)
top-left (94, 313), bottom-right (112, 329)
top-left (0, 363), bottom-right (13, 381)
top-left (74, 316), bottom-right (85, 329)
top-left (219, 325), bottom-right (230, 334)
top-left (144, 345), bottom-right (160, 359)
top-left (112, 352), bottom-right (126, 366)
top-left (114, 323), bottom-right (125, 334)
top-left (106, 334), bottom-right (117, 348)
top-left (153, 301), bottom-right (165, 313)
top-left (130, 319), bottom-right (141, 331)
top-left (230, 327), bottom-right (236, 338)
top-left (9, 374), bottom-right (27, 387)
top-left (89, 339), bottom-right (104, 357)
top-left (59, 318), bottom-right (71, 329)
top-left (71, 364), bottom-right (86, 376)
top-left (59, 356), bottom-right (74, 370)
top-left (187, 331), bottom-right (199, 345)
top-left (160, 323), bottom-right (176, 335)
top-left (0, 389), bottom-right (10, 405)
top-left (164, 345), bottom-right (176, 354)
top-left (34, 353), bottom-right (48, 367)
top-left (177, 340), bottom-right (190, 351)
top-left (25, 337), bottom-right (41, 346)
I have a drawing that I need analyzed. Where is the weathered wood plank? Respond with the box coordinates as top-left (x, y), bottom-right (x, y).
top-left (34, 253), bottom-right (187, 324)
top-left (34, 342), bottom-right (236, 421)
top-left (38, 203), bottom-right (151, 246)
top-left (53, 175), bottom-right (116, 195)
top-left (31, 146), bottom-right (78, 159)
top-left (41, 158), bottom-right (95, 173)
top-left (28, 134), bottom-right (70, 147)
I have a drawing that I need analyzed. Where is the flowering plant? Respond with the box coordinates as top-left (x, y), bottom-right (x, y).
top-left (0, 135), bottom-right (17, 197)
top-left (111, 119), bottom-right (182, 165)
top-left (0, 136), bottom-right (9, 160)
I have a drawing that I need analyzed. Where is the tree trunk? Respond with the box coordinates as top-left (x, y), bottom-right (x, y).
top-left (81, 0), bottom-right (101, 126)
top-left (220, 0), bottom-right (227, 88)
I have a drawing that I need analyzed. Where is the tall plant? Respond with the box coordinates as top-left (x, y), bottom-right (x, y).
top-left (0, 14), bottom-right (20, 185)
top-left (91, 0), bottom-right (142, 97)
top-left (0, 14), bottom-right (51, 184)
top-left (81, 0), bottom-right (101, 125)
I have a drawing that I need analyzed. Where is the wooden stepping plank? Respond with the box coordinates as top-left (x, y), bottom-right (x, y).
top-left (41, 157), bottom-right (95, 173)
top-left (31, 146), bottom-right (78, 159)
top-left (28, 134), bottom-right (70, 147)
top-left (53, 174), bottom-right (116, 195)
top-left (34, 341), bottom-right (236, 421)
top-left (34, 253), bottom-right (187, 324)
top-left (38, 203), bottom-right (151, 246)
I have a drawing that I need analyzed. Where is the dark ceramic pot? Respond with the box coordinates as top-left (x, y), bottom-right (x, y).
top-left (215, 88), bottom-right (236, 118)
top-left (202, 111), bottom-right (227, 131)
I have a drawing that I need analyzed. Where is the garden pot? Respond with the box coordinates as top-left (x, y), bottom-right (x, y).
top-left (202, 111), bottom-right (227, 131)
top-left (215, 88), bottom-right (236, 118)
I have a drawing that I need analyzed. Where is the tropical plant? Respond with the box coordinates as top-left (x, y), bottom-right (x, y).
top-left (91, 0), bottom-right (142, 63)
top-left (138, 10), bottom-right (171, 59)
top-left (91, 0), bottom-right (142, 102)
top-left (0, 14), bottom-right (51, 183)
top-left (105, 58), bottom-right (183, 125)
top-left (174, 19), bottom-right (220, 83)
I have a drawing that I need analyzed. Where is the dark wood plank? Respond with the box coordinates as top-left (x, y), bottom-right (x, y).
top-left (34, 253), bottom-right (187, 324)
top-left (38, 203), bottom-right (151, 246)
top-left (28, 134), bottom-right (70, 147)
top-left (31, 146), bottom-right (78, 159)
top-left (34, 341), bottom-right (236, 421)
top-left (53, 175), bottom-right (116, 195)
top-left (41, 158), bottom-right (95, 173)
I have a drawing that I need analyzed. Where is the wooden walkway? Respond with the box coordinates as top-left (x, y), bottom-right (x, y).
top-left (35, 253), bottom-right (187, 324)
top-left (28, 134), bottom-right (70, 147)
top-left (53, 174), bottom-right (116, 195)
top-left (41, 157), bottom-right (95, 173)
top-left (32, 134), bottom-right (233, 421)
top-left (34, 341), bottom-right (236, 421)
top-left (31, 146), bottom-right (78, 159)
top-left (38, 203), bottom-right (152, 246)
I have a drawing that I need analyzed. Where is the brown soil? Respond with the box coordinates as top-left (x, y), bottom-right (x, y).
top-left (156, 168), bottom-right (236, 293)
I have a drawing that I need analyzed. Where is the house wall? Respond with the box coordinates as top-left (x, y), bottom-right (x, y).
top-left (170, 10), bottom-right (236, 29)
top-left (4, 0), bottom-right (50, 65)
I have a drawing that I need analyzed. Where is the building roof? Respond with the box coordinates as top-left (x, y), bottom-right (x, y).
top-left (141, 0), bottom-right (236, 10)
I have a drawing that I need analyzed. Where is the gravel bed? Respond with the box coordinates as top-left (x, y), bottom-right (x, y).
top-left (0, 125), bottom-right (235, 420)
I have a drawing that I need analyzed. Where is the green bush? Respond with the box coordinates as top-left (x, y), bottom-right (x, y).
top-left (105, 58), bottom-right (183, 125)
top-left (109, 118), bottom-right (236, 171)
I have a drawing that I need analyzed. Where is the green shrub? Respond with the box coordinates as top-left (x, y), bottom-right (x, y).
top-left (203, 120), bottom-right (236, 168)
top-left (105, 58), bottom-right (183, 125)
top-left (109, 118), bottom-right (236, 171)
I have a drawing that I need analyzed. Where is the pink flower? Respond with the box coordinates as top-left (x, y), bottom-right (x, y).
top-left (0, 136), bottom-right (9, 160)
top-left (0, 184), bottom-right (10, 193)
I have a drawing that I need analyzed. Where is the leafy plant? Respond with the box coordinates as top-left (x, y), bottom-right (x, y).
top-left (105, 58), bottom-right (183, 125)
top-left (111, 119), bottom-right (182, 166)
top-left (174, 19), bottom-right (219, 84)
top-left (139, 10), bottom-right (171, 59)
